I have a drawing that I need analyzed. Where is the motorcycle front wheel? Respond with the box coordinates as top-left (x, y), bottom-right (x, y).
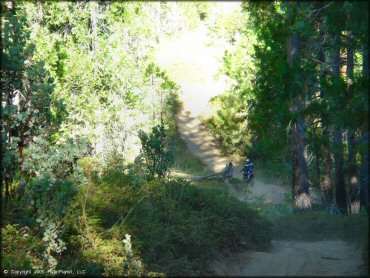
top-left (244, 175), bottom-right (254, 186)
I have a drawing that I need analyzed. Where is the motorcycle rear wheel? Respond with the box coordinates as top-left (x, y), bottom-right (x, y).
top-left (243, 175), bottom-right (254, 186)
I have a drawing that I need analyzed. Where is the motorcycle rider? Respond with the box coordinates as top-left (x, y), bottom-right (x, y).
top-left (223, 161), bottom-right (234, 181)
top-left (241, 159), bottom-right (254, 182)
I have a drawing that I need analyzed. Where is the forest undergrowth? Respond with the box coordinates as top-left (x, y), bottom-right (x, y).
top-left (2, 83), bottom-right (273, 277)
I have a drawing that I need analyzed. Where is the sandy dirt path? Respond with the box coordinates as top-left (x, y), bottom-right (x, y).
top-left (154, 24), bottom-right (367, 277)
top-left (155, 26), bottom-right (288, 204)
top-left (211, 240), bottom-right (367, 276)
top-left (176, 104), bottom-right (288, 204)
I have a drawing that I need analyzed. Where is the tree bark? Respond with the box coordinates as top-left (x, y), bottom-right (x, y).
top-left (348, 129), bottom-right (359, 213)
top-left (319, 47), bottom-right (333, 206)
top-left (360, 45), bottom-right (369, 213)
top-left (2, 0), bottom-right (17, 207)
top-left (88, 1), bottom-right (98, 53)
top-left (315, 146), bottom-right (320, 186)
top-left (316, 12), bottom-right (334, 206)
top-left (345, 31), bottom-right (360, 214)
top-left (287, 1), bottom-right (311, 212)
top-left (360, 131), bottom-right (369, 213)
top-left (332, 33), bottom-right (347, 213)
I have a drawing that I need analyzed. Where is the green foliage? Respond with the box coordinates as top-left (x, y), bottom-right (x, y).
top-left (206, 0), bottom-right (369, 194)
top-left (250, 193), bottom-right (294, 221)
top-left (66, 216), bottom-right (145, 276)
top-left (1, 1), bottom-right (55, 195)
top-left (23, 136), bottom-right (90, 180)
top-left (207, 3), bottom-right (243, 43)
top-left (127, 161), bottom-right (149, 187)
top-left (5, 1), bottom-right (187, 170)
top-left (177, 2), bottom-right (211, 30)
top-left (206, 92), bottom-right (250, 155)
top-left (79, 232), bottom-right (145, 276)
top-left (78, 156), bottom-right (102, 183)
top-left (36, 216), bottom-right (67, 270)
top-left (82, 174), bottom-right (272, 276)
top-left (56, 181), bottom-right (148, 276)
top-left (4, 2), bottom-right (368, 276)
top-left (1, 224), bottom-right (44, 270)
top-left (204, 5), bottom-right (258, 157)
top-left (194, 2), bottom-right (210, 21)
top-left (170, 134), bottom-right (210, 176)
top-left (137, 124), bottom-right (174, 180)
top-left (28, 174), bottom-right (77, 218)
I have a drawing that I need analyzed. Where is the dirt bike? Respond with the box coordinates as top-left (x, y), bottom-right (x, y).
top-left (243, 171), bottom-right (254, 186)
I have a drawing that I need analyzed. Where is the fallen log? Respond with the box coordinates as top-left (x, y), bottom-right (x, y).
top-left (191, 161), bottom-right (234, 181)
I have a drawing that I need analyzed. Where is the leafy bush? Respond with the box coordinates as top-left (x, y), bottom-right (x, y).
top-left (137, 123), bottom-right (174, 180)
top-left (14, 174), bottom-right (79, 271)
top-left (127, 161), bottom-right (149, 186)
top-left (36, 216), bottom-right (67, 270)
top-left (136, 178), bottom-right (272, 275)
top-left (169, 133), bottom-right (211, 176)
top-left (205, 91), bottom-right (250, 156)
top-left (80, 233), bottom-right (145, 276)
top-left (84, 175), bottom-right (272, 276)
top-left (23, 136), bottom-right (90, 181)
top-left (78, 156), bottom-right (102, 183)
top-left (2, 224), bottom-right (44, 270)
top-left (60, 204), bottom-right (146, 277)
top-left (27, 173), bottom-right (77, 218)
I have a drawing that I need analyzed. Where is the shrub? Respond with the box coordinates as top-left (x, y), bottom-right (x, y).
top-left (27, 173), bottom-right (77, 217)
top-left (137, 123), bottom-right (174, 180)
top-left (68, 170), bottom-right (272, 276)
top-left (2, 224), bottom-right (44, 270)
top-left (124, 178), bottom-right (272, 275)
top-left (23, 136), bottom-right (90, 180)
top-left (78, 156), bottom-right (102, 183)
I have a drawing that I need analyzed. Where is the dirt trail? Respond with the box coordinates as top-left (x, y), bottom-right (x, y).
top-left (176, 105), bottom-right (287, 204)
top-left (155, 26), bottom-right (287, 204)
top-left (154, 25), bottom-right (366, 277)
top-left (211, 240), bottom-right (367, 276)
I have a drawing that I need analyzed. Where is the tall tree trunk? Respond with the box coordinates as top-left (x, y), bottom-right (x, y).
top-left (315, 145), bottom-right (320, 186)
top-left (332, 33), bottom-right (347, 214)
top-left (348, 130), bottom-right (359, 212)
top-left (3, 0), bottom-right (16, 207)
top-left (346, 32), bottom-right (360, 213)
top-left (333, 128), bottom-right (346, 213)
top-left (321, 128), bottom-right (334, 205)
top-left (320, 61), bottom-right (334, 206)
top-left (287, 2), bottom-right (311, 212)
top-left (0, 110), bottom-right (2, 207)
top-left (317, 16), bottom-right (334, 206)
top-left (360, 45), bottom-right (369, 213)
top-left (88, 1), bottom-right (98, 53)
top-left (360, 131), bottom-right (368, 213)
top-left (18, 125), bottom-right (25, 176)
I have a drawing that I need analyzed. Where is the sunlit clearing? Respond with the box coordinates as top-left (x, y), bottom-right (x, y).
top-left (153, 2), bottom-right (241, 118)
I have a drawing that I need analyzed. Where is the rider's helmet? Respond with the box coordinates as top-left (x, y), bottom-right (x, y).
top-left (246, 159), bottom-right (251, 164)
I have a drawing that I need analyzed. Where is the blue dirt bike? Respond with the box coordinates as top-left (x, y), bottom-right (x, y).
top-left (243, 170), bottom-right (254, 186)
